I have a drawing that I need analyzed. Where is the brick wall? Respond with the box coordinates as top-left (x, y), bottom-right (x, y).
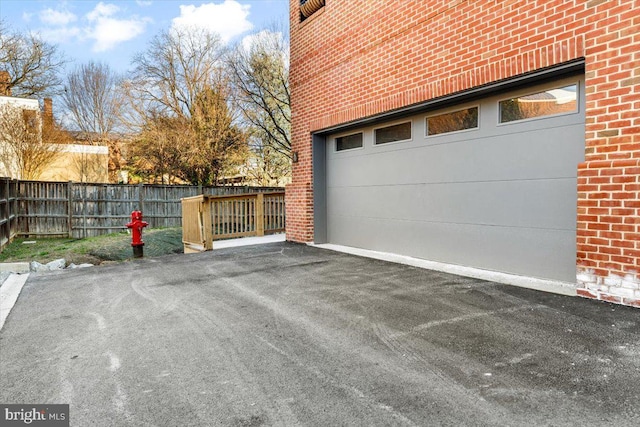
top-left (577, 0), bottom-right (639, 306)
top-left (288, 0), bottom-right (640, 306)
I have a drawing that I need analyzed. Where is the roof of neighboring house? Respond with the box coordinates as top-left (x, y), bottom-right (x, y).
top-left (67, 131), bottom-right (132, 144)
top-left (57, 144), bottom-right (109, 154)
top-left (0, 95), bottom-right (39, 110)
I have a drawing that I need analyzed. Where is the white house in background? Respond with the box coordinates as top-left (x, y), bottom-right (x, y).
top-left (0, 83), bottom-right (109, 182)
top-left (40, 143), bottom-right (109, 183)
top-left (0, 95), bottom-right (41, 178)
top-left (0, 95), bottom-right (39, 112)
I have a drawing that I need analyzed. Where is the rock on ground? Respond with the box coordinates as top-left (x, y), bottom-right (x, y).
top-left (30, 259), bottom-right (67, 272)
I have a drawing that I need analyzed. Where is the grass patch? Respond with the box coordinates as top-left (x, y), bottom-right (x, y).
top-left (0, 227), bottom-right (184, 266)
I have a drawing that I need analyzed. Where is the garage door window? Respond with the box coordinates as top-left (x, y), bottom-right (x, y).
top-left (499, 84), bottom-right (578, 123)
top-left (375, 121), bottom-right (412, 145)
top-left (336, 132), bottom-right (363, 151)
top-left (426, 106), bottom-right (478, 136)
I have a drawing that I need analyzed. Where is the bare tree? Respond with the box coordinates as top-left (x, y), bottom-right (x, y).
top-left (245, 136), bottom-right (291, 186)
top-left (61, 61), bottom-right (124, 182)
top-left (0, 103), bottom-right (62, 179)
top-left (183, 85), bottom-right (248, 185)
top-left (227, 28), bottom-right (291, 158)
top-left (124, 27), bottom-right (248, 185)
top-left (62, 61), bottom-right (123, 140)
top-left (128, 85), bottom-right (248, 186)
top-left (127, 112), bottom-right (190, 184)
top-left (0, 21), bottom-right (67, 98)
top-left (128, 27), bottom-right (225, 120)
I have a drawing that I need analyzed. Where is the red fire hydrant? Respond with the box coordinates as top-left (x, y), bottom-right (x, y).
top-left (126, 210), bottom-right (148, 258)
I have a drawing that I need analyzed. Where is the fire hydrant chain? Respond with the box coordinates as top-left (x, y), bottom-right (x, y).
top-left (126, 210), bottom-right (149, 258)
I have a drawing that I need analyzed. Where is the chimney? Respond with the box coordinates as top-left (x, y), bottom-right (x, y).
top-left (0, 71), bottom-right (11, 96)
top-left (43, 98), bottom-right (53, 127)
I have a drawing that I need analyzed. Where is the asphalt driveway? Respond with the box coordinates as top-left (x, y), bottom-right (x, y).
top-left (1, 242), bottom-right (639, 426)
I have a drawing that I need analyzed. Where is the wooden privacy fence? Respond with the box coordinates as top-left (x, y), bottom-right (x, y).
top-left (0, 178), bottom-right (283, 248)
top-left (182, 192), bottom-right (286, 253)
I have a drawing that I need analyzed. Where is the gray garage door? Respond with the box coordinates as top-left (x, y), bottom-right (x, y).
top-left (325, 76), bottom-right (585, 282)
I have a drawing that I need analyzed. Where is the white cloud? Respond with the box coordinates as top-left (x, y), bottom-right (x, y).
top-left (39, 26), bottom-right (83, 44)
top-left (136, 0), bottom-right (153, 6)
top-left (22, 12), bottom-right (33, 23)
top-left (82, 2), bottom-right (150, 52)
top-left (172, 1), bottom-right (253, 43)
top-left (31, 2), bottom-right (150, 53)
top-left (33, 5), bottom-right (79, 43)
top-left (88, 17), bottom-right (148, 52)
top-left (39, 8), bottom-right (78, 26)
top-left (86, 2), bottom-right (119, 21)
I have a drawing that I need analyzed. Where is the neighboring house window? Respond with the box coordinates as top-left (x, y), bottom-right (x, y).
top-left (426, 106), bottom-right (479, 136)
top-left (336, 132), bottom-right (363, 151)
top-left (300, 0), bottom-right (325, 21)
top-left (499, 84), bottom-right (578, 123)
top-left (375, 121), bottom-right (412, 145)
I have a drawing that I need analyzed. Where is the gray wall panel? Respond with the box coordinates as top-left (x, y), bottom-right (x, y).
top-left (327, 216), bottom-right (577, 282)
top-left (324, 76), bottom-right (585, 282)
top-left (326, 123), bottom-right (585, 188)
top-left (327, 178), bottom-right (578, 230)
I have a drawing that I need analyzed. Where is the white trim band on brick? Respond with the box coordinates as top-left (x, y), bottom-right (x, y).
top-left (310, 243), bottom-right (577, 297)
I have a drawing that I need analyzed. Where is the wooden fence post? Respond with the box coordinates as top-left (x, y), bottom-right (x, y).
top-left (256, 193), bottom-right (264, 236)
top-left (1, 178), bottom-right (7, 251)
top-left (138, 183), bottom-right (145, 213)
top-left (10, 179), bottom-right (16, 241)
top-left (67, 181), bottom-right (73, 238)
top-left (82, 182), bottom-right (88, 238)
top-left (202, 196), bottom-right (213, 250)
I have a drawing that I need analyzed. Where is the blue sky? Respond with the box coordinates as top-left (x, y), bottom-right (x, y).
top-left (0, 0), bottom-right (290, 73)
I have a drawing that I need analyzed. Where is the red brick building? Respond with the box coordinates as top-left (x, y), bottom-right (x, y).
top-left (287, 0), bottom-right (639, 306)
